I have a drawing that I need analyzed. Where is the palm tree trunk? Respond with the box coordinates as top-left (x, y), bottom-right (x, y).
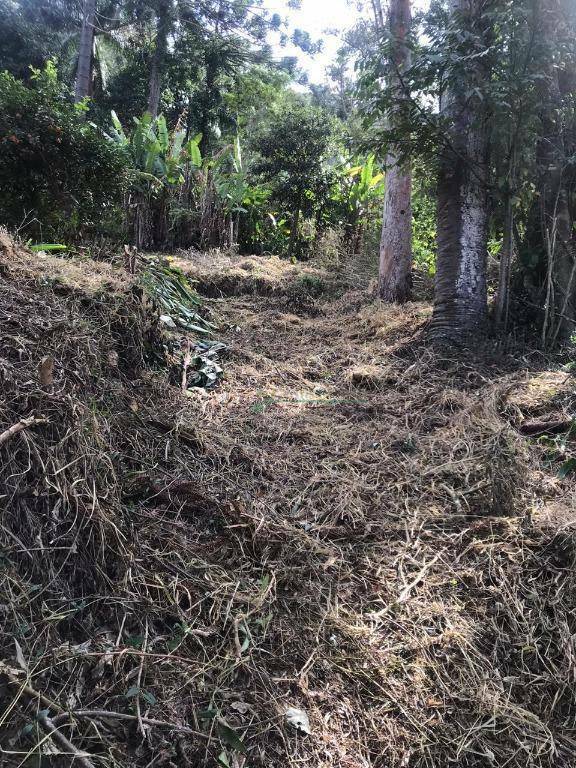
top-left (377, 0), bottom-right (412, 303)
top-left (74, 0), bottom-right (96, 103)
top-left (431, 0), bottom-right (491, 341)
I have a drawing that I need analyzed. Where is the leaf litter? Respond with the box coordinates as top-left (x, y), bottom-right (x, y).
top-left (0, 237), bottom-right (575, 767)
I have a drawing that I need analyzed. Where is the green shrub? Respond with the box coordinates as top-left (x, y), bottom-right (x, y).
top-left (296, 272), bottom-right (326, 297)
top-left (0, 63), bottom-right (127, 240)
top-left (412, 182), bottom-right (437, 275)
top-left (253, 104), bottom-right (337, 259)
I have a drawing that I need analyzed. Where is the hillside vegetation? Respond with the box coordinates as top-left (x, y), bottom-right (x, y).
top-left (1, 1), bottom-right (576, 763)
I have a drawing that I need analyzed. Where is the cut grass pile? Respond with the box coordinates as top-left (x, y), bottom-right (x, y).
top-left (1, 236), bottom-right (575, 767)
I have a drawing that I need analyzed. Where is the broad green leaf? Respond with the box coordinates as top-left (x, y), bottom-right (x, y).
top-left (217, 721), bottom-right (246, 754)
top-left (187, 138), bottom-right (202, 167)
top-left (111, 110), bottom-right (124, 135)
top-left (197, 708), bottom-right (218, 720)
top-left (156, 115), bottom-right (169, 152)
top-left (142, 690), bottom-right (157, 706)
top-left (29, 243), bottom-right (69, 252)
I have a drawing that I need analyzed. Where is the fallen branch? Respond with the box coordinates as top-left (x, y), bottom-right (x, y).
top-left (51, 710), bottom-right (209, 740)
top-left (0, 664), bottom-right (65, 714)
top-left (0, 666), bottom-right (94, 768)
top-left (518, 419), bottom-right (573, 437)
top-left (0, 415), bottom-right (47, 447)
top-left (36, 712), bottom-right (96, 768)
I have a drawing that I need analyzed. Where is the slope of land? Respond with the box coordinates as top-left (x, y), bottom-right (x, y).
top-left (1, 239), bottom-right (575, 768)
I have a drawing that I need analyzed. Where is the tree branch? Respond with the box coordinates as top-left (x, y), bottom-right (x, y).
top-left (0, 416), bottom-right (46, 447)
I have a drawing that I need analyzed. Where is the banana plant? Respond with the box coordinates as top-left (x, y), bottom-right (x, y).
top-left (342, 154), bottom-right (384, 218)
top-left (334, 154), bottom-right (385, 254)
top-left (210, 134), bottom-right (258, 246)
top-left (212, 134), bottom-right (248, 214)
top-left (110, 110), bottom-right (202, 188)
top-left (109, 110), bottom-right (203, 249)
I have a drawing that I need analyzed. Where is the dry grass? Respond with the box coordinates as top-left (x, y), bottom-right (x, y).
top-left (1, 238), bottom-right (575, 768)
top-left (170, 250), bottom-right (332, 300)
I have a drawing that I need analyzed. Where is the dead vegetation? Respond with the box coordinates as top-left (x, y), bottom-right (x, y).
top-left (1, 236), bottom-right (575, 768)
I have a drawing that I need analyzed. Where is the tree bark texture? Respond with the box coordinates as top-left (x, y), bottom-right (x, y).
top-left (431, 0), bottom-right (491, 341)
top-left (74, 0), bottom-right (96, 102)
top-left (537, 0), bottom-right (576, 343)
top-left (378, 0), bottom-right (412, 303)
top-left (147, 0), bottom-right (171, 118)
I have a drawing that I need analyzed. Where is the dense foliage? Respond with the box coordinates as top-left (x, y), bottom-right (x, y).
top-left (0, 63), bottom-right (125, 239)
top-left (0, 0), bottom-right (575, 342)
top-left (253, 104), bottom-right (337, 258)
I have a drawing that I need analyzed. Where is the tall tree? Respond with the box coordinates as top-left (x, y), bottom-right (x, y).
top-left (74, 0), bottom-right (96, 101)
top-left (376, 0), bottom-right (413, 303)
top-left (147, 0), bottom-right (172, 117)
top-left (0, 0), bottom-right (80, 80)
top-left (537, 0), bottom-right (576, 344)
top-left (431, 0), bottom-right (492, 340)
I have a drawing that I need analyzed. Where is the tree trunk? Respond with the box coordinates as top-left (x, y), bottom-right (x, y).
top-left (147, 0), bottom-right (171, 118)
top-left (199, 3), bottom-right (224, 158)
top-left (199, 53), bottom-right (217, 158)
top-left (371, 0), bottom-right (385, 31)
top-left (431, 0), bottom-right (491, 341)
top-left (288, 195), bottom-right (302, 261)
top-left (494, 194), bottom-right (514, 329)
top-left (228, 215), bottom-right (234, 248)
top-left (147, 58), bottom-right (161, 119)
top-left (74, 0), bottom-right (96, 103)
top-left (379, 161), bottom-right (412, 301)
top-left (537, 0), bottom-right (575, 344)
top-left (377, 0), bottom-right (412, 303)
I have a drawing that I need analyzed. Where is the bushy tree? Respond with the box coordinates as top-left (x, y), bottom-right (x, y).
top-left (253, 103), bottom-right (337, 258)
top-left (0, 64), bottom-right (126, 240)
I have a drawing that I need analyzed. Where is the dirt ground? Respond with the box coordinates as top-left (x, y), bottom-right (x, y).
top-left (1, 241), bottom-right (575, 768)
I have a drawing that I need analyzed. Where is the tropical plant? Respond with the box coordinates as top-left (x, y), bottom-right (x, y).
top-left (212, 135), bottom-right (250, 246)
top-left (0, 63), bottom-right (126, 240)
top-left (237, 184), bottom-right (275, 254)
top-left (337, 154), bottom-right (384, 254)
top-left (109, 110), bottom-right (202, 248)
top-left (110, 111), bottom-right (201, 184)
top-left (253, 104), bottom-right (337, 259)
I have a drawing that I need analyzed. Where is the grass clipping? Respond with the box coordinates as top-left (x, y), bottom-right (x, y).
top-left (0, 234), bottom-right (575, 768)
